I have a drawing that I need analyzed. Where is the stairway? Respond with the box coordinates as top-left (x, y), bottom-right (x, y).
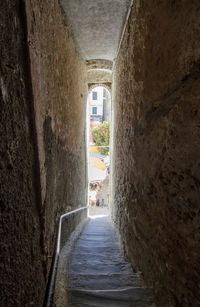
top-left (67, 216), bottom-right (155, 307)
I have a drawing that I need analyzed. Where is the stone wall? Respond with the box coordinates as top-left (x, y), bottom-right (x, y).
top-left (25, 0), bottom-right (88, 274)
top-left (0, 1), bottom-right (45, 306)
top-left (0, 0), bottom-right (87, 306)
top-left (112, 0), bottom-right (200, 305)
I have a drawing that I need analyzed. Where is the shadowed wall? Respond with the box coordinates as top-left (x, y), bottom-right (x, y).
top-left (0, 1), bottom-right (87, 306)
top-left (112, 0), bottom-right (200, 305)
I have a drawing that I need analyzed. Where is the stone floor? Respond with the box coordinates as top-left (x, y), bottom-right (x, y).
top-left (67, 216), bottom-right (155, 306)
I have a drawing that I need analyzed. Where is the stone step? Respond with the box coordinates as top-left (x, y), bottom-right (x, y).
top-left (69, 262), bottom-right (131, 274)
top-left (72, 245), bottom-right (120, 254)
top-left (69, 261), bottom-right (132, 270)
top-left (67, 217), bottom-right (155, 306)
top-left (74, 241), bottom-right (120, 249)
top-left (69, 288), bottom-right (155, 307)
top-left (68, 272), bottom-right (142, 290)
top-left (70, 252), bottom-right (122, 261)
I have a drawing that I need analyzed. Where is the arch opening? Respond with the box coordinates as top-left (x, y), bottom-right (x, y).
top-left (86, 86), bottom-right (112, 218)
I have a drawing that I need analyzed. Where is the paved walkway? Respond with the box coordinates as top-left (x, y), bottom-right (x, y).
top-left (67, 217), bottom-right (155, 306)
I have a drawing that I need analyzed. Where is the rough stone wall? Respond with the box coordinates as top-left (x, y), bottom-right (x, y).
top-left (0, 1), bottom-right (45, 306)
top-left (25, 0), bottom-right (87, 269)
top-left (0, 1), bottom-right (87, 306)
top-left (112, 0), bottom-right (200, 305)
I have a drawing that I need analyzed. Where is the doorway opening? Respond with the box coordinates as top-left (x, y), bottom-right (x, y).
top-left (87, 86), bottom-right (111, 217)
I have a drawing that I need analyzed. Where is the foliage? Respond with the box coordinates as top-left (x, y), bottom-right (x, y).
top-left (92, 121), bottom-right (110, 155)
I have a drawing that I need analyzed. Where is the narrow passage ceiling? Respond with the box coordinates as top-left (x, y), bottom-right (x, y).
top-left (60, 0), bottom-right (131, 61)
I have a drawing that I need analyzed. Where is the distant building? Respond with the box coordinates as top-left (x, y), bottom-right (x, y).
top-left (89, 87), bottom-right (110, 123)
top-left (103, 88), bottom-right (110, 122)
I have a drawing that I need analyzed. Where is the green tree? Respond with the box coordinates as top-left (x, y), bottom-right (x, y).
top-left (92, 121), bottom-right (110, 155)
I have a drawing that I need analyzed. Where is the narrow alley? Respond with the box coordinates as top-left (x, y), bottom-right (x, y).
top-left (1, 0), bottom-right (200, 306)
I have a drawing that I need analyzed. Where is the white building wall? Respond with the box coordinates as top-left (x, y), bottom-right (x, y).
top-left (89, 87), bottom-right (104, 117)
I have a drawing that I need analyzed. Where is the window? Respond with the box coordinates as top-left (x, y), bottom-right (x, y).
top-left (92, 106), bottom-right (97, 115)
top-left (92, 91), bottom-right (97, 100)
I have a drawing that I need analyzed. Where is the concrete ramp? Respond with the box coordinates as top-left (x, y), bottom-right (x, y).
top-left (67, 217), bottom-right (155, 306)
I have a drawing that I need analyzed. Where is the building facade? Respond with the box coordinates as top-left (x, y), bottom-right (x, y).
top-left (89, 87), bottom-right (110, 123)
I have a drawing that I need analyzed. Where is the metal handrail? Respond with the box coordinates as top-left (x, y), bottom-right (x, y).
top-left (43, 206), bottom-right (88, 307)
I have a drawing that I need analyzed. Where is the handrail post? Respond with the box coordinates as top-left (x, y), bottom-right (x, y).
top-left (43, 206), bottom-right (88, 307)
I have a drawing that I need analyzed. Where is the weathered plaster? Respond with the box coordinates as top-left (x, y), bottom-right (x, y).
top-left (87, 70), bottom-right (112, 84)
top-left (87, 59), bottom-right (113, 71)
top-left (59, 0), bottom-right (131, 60)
